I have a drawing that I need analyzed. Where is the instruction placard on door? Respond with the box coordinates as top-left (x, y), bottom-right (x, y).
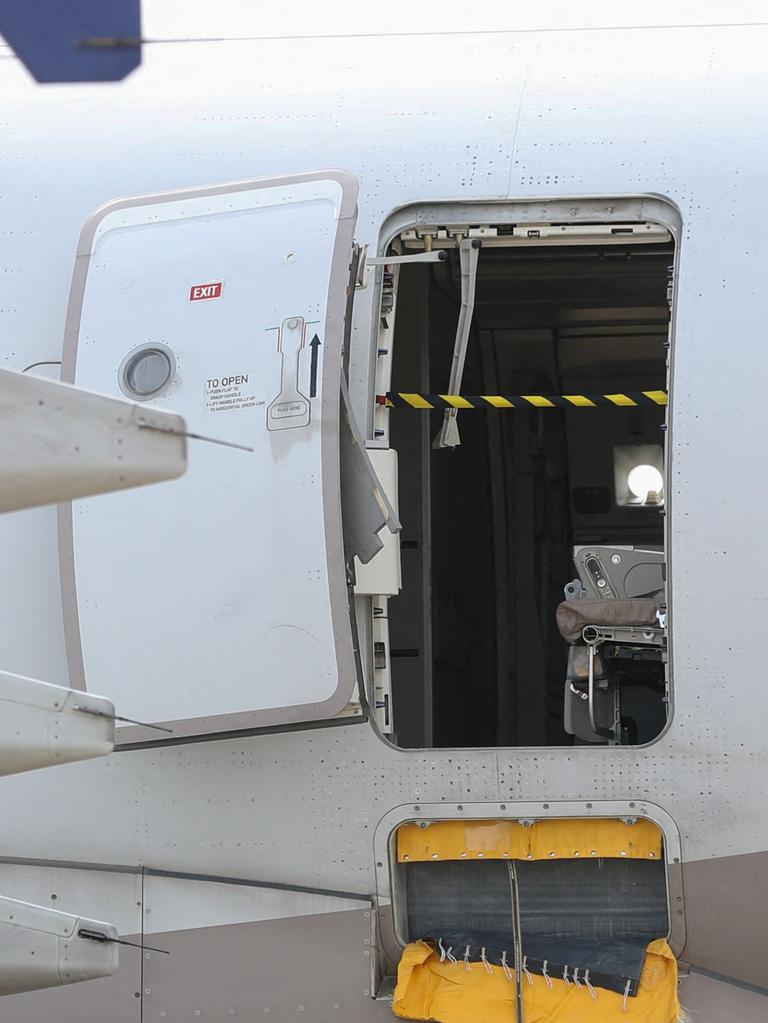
top-left (205, 373), bottom-right (262, 413)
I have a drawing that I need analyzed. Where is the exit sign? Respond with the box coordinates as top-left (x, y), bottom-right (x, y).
top-left (189, 282), bottom-right (223, 301)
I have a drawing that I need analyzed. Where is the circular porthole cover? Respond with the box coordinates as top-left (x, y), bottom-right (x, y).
top-left (119, 344), bottom-right (176, 400)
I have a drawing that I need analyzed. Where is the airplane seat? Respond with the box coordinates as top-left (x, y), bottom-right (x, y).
top-left (572, 544), bottom-right (665, 602)
top-left (558, 588), bottom-right (667, 745)
top-left (556, 598), bottom-right (660, 642)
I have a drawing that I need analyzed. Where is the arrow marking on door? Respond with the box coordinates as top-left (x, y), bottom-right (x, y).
top-left (309, 333), bottom-right (321, 398)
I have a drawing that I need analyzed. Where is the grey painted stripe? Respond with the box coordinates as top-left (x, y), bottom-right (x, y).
top-left (0, 856), bottom-right (142, 874)
top-left (144, 868), bottom-right (373, 904)
top-left (115, 709), bottom-right (368, 751)
top-left (0, 856), bottom-right (372, 904)
top-left (686, 964), bottom-right (768, 998)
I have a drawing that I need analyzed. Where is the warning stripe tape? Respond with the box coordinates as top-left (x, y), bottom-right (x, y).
top-left (379, 391), bottom-right (667, 409)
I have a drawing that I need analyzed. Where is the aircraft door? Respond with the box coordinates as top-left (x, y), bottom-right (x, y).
top-left (60, 172), bottom-right (361, 741)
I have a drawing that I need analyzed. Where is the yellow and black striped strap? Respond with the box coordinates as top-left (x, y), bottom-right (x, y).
top-left (380, 391), bottom-right (667, 409)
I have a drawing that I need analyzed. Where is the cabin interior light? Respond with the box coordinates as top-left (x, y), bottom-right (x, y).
top-left (614, 445), bottom-right (664, 507)
top-left (627, 464), bottom-right (664, 501)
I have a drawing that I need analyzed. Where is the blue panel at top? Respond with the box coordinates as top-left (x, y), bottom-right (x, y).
top-left (1, 0), bottom-right (141, 83)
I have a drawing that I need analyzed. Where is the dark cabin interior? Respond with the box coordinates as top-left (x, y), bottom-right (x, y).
top-left (388, 235), bottom-right (672, 748)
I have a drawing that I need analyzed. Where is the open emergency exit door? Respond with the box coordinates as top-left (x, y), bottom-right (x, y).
top-left (59, 171), bottom-right (364, 742)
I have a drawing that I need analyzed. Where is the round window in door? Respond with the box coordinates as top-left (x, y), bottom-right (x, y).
top-left (119, 343), bottom-right (176, 400)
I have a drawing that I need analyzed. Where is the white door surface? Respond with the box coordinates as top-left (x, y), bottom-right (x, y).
top-left (60, 171), bottom-right (360, 740)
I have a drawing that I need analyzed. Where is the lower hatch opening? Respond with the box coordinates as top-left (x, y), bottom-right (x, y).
top-left (389, 817), bottom-right (681, 1022)
top-left (379, 219), bottom-right (673, 748)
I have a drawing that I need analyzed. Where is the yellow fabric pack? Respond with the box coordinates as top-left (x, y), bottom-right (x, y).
top-left (393, 939), bottom-right (682, 1023)
top-left (397, 817), bottom-right (662, 863)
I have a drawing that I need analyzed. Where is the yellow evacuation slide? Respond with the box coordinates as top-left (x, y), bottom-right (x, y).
top-left (393, 938), bottom-right (682, 1023)
top-left (396, 817), bottom-right (662, 862)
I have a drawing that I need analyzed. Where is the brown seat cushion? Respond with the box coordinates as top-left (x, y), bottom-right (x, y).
top-left (556, 598), bottom-right (659, 643)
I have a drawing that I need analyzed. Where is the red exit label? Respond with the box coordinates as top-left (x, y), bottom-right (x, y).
top-left (189, 282), bottom-right (223, 301)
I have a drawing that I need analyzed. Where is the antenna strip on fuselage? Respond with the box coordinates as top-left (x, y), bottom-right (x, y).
top-left (380, 391), bottom-right (668, 409)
